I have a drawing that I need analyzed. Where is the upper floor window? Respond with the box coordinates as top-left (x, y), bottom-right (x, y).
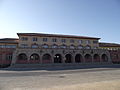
top-left (60, 44), bottom-right (67, 49)
top-left (61, 39), bottom-right (66, 43)
top-left (70, 39), bottom-right (74, 43)
top-left (42, 44), bottom-right (49, 48)
top-left (0, 45), bottom-right (5, 48)
top-left (33, 37), bottom-right (37, 41)
top-left (70, 45), bottom-right (75, 49)
top-left (85, 45), bottom-right (91, 49)
top-left (6, 45), bottom-right (16, 48)
top-left (52, 38), bottom-right (57, 42)
top-left (43, 38), bottom-right (48, 42)
top-left (31, 44), bottom-right (39, 48)
top-left (21, 37), bottom-right (28, 41)
top-left (86, 40), bottom-right (91, 44)
top-left (52, 44), bottom-right (58, 48)
top-left (93, 40), bottom-right (98, 44)
top-left (20, 44), bottom-right (28, 48)
top-left (78, 40), bottom-right (83, 44)
top-left (78, 45), bottom-right (83, 49)
top-left (93, 47), bottom-right (98, 49)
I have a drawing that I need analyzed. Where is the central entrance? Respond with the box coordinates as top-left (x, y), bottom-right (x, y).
top-left (54, 54), bottom-right (62, 63)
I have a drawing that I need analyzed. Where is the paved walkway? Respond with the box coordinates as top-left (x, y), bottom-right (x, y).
top-left (0, 64), bottom-right (120, 90)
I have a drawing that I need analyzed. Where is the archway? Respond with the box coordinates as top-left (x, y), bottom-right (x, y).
top-left (30, 53), bottom-right (39, 60)
top-left (54, 54), bottom-right (62, 63)
top-left (75, 54), bottom-right (82, 63)
top-left (65, 54), bottom-right (72, 63)
top-left (30, 53), bottom-right (40, 64)
top-left (93, 54), bottom-right (100, 62)
top-left (17, 53), bottom-right (27, 64)
top-left (18, 53), bottom-right (27, 60)
top-left (85, 54), bottom-right (92, 62)
top-left (102, 54), bottom-right (108, 62)
top-left (42, 54), bottom-right (52, 63)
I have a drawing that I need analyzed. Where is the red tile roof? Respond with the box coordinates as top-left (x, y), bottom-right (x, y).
top-left (0, 38), bottom-right (19, 44)
top-left (17, 33), bottom-right (100, 40)
top-left (99, 42), bottom-right (120, 47)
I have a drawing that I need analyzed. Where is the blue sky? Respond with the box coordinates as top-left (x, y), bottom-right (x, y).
top-left (0, 0), bottom-right (120, 43)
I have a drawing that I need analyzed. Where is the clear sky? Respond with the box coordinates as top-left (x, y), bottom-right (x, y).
top-left (0, 0), bottom-right (120, 43)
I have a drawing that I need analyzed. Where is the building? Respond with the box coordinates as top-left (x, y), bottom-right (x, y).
top-left (11, 33), bottom-right (111, 65)
top-left (0, 38), bottom-right (18, 67)
top-left (0, 33), bottom-right (116, 68)
top-left (99, 42), bottom-right (120, 63)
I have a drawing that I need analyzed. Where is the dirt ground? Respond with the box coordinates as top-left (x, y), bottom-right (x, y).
top-left (1, 65), bottom-right (120, 90)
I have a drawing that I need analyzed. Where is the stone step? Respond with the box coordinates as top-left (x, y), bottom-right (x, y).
top-left (8, 62), bottom-right (113, 70)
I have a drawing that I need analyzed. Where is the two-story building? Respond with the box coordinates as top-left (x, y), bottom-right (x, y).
top-left (99, 42), bottom-right (120, 63)
top-left (0, 38), bottom-right (18, 67)
top-left (11, 33), bottom-right (110, 65)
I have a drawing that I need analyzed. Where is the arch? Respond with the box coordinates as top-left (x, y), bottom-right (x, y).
top-left (85, 54), bottom-right (92, 62)
top-left (29, 53), bottom-right (40, 64)
top-left (101, 54), bottom-right (108, 62)
top-left (42, 53), bottom-right (52, 63)
top-left (30, 53), bottom-right (40, 60)
top-left (65, 54), bottom-right (72, 63)
top-left (75, 54), bottom-right (83, 63)
top-left (17, 53), bottom-right (28, 64)
top-left (54, 54), bottom-right (62, 63)
top-left (18, 53), bottom-right (27, 60)
top-left (93, 54), bottom-right (100, 62)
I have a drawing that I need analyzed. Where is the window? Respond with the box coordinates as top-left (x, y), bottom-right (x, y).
top-left (52, 44), bottom-right (58, 48)
top-left (31, 44), bottom-right (38, 48)
top-left (6, 54), bottom-right (12, 60)
top-left (61, 39), bottom-right (66, 43)
top-left (52, 38), bottom-right (57, 42)
top-left (0, 45), bottom-right (16, 48)
top-left (86, 40), bottom-right (90, 44)
top-left (0, 45), bottom-right (5, 48)
top-left (21, 37), bottom-right (28, 41)
top-left (60, 44), bottom-right (67, 49)
top-left (93, 47), bottom-right (98, 49)
top-left (78, 40), bottom-right (83, 44)
top-left (70, 45), bottom-right (75, 49)
top-left (70, 39), bottom-right (74, 43)
top-left (43, 38), bottom-right (47, 42)
top-left (42, 44), bottom-right (49, 48)
top-left (93, 40), bottom-right (98, 44)
top-left (6, 45), bottom-right (16, 48)
top-left (78, 45), bottom-right (83, 49)
top-left (33, 37), bottom-right (37, 41)
top-left (85, 46), bottom-right (91, 49)
top-left (114, 54), bottom-right (119, 59)
top-left (20, 44), bottom-right (28, 48)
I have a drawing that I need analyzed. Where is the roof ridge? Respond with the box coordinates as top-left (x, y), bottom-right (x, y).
top-left (17, 33), bottom-right (100, 39)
